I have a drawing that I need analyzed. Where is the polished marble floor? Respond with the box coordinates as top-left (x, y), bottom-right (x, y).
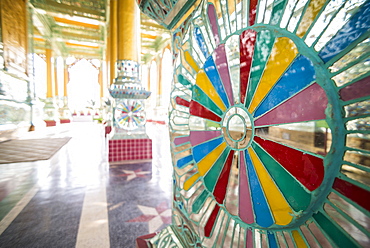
top-left (0, 122), bottom-right (172, 247)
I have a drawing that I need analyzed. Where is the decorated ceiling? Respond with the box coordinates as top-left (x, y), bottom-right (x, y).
top-left (30, 0), bottom-right (169, 61)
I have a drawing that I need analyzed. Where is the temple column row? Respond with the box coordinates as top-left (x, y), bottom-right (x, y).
top-left (43, 48), bottom-right (106, 126)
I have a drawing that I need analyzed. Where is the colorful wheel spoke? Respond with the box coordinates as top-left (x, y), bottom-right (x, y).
top-left (318, 1), bottom-right (370, 64)
top-left (268, 233), bottom-right (278, 248)
top-left (189, 100), bottom-right (222, 122)
top-left (189, 130), bottom-right (222, 147)
top-left (245, 30), bottom-right (275, 109)
top-left (313, 212), bottom-right (358, 248)
top-left (192, 137), bottom-right (224, 163)
top-left (269, 0), bottom-right (288, 26)
top-left (213, 150), bottom-right (235, 204)
top-left (296, 0), bottom-right (327, 38)
top-left (254, 83), bottom-right (328, 126)
top-left (165, 0), bottom-right (370, 246)
top-left (248, 147), bottom-right (294, 226)
top-left (204, 57), bottom-right (230, 108)
top-left (203, 147), bottom-right (231, 192)
top-left (248, 0), bottom-right (259, 26)
top-left (184, 50), bottom-right (200, 73)
top-left (177, 74), bottom-right (192, 88)
top-left (213, 44), bottom-right (234, 105)
top-left (254, 136), bottom-right (324, 191)
top-left (239, 29), bottom-right (257, 104)
top-left (174, 130), bottom-right (222, 147)
top-left (244, 150), bottom-right (274, 227)
top-left (192, 190), bottom-right (209, 214)
top-left (195, 70), bottom-right (227, 112)
top-left (333, 177), bottom-right (370, 211)
top-left (254, 55), bottom-right (316, 118)
top-left (183, 173), bottom-right (200, 191)
top-left (194, 27), bottom-right (209, 58)
top-left (292, 230), bottom-right (307, 248)
top-left (251, 142), bottom-right (311, 211)
top-left (175, 96), bottom-right (190, 107)
top-left (204, 205), bottom-right (220, 237)
top-left (207, 4), bottom-right (221, 46)
top-left (197, 142), bottom-right (227, 176)
top-left (192, 85), bottom-right (223, 117)
top-left (238, 151), bottom-right (254, 224)
top-left (339, 75), bottom-right (370, 102)
top-left (176, 154), bottom-right (193, 168)
top-left (248, 37), bottom-right (299, 113)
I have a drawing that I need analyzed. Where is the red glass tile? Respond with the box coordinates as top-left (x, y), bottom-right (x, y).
top-left (189, 100), bottom-right (222, 122)
top-left (204, 204), bottom-right (220, 238)
top-left (249, 0), bottom-right (259, 26)
top-left (254, 136), bottom-right (324, 191)
top-left (240, 29), bottom-right (257, 104)
top-left (333, 177), bottom-right (370, 211)
top-left (213, 150), bottom-right (235, 204)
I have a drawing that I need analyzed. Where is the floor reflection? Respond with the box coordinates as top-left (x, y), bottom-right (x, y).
top-left (0, 122), bottom-right (172, 248)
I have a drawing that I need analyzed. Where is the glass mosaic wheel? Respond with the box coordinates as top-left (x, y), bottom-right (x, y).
top-left (169, 0), bottom-right (370, 247)
top-left (115, 99), bottom-right (146, 130)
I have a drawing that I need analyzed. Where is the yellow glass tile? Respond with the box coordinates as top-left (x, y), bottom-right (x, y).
top-left (185, 50), bottom-right (200, 72)
top-left (196, 70), bottom-right (227, 111)
top-left (197, 142), bottom-right (227, 175)
top-left (292, 230), bottom-right (308, 248)
top-left (248, 147), bottom-right (293, 225)
top-left (248, 37), bottom-right (298, 113)
top-left (184, 173), bottom-right (200, 191)
top-left (228, 0), bottom-right (236, 15)
top-left (296, 0), bottom-right (327, 38)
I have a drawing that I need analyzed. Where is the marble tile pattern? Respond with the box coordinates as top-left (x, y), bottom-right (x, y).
top-left (0, 122), bottom-right (172, 248)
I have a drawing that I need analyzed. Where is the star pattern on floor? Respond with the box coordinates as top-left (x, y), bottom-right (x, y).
top-left (127, 201), bottom-right (171, 233)
top-left (115, 168), bottom-right (151, 181)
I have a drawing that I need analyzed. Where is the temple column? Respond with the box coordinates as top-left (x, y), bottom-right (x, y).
top-left (99, 64), bottom-right (104, 98)
top-left (59, 59), bottom-right (71, 123)
top-left (43, 48), bottom-right (59, 126)
top-left (54, 57), bottom-right (59, 97)
top-left (109, 0), bottom-right (118, 85)
top-left (107, 0), bottom-right (152, 162)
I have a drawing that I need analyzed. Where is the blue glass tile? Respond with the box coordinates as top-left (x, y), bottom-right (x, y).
top-left (268, 233), bottom-right (278, 248)
top-left (319, 1), bottom-right (370, 63)
top-left (194, 27), bottom-right (209, 58)
top-left (244, 151), bottom-right (274, 228)
top-left (177, 155), bottom-right (193, 168)
top-left (192, 137), bottom-right (224, 162)
top-left (204, 57), bottom-right (230, 108)
top-left (254, 55), bottom-right (316, 117)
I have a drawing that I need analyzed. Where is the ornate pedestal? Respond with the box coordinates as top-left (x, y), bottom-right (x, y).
top-left (108, 60), bottom-right (152, 163)
top-left (59, 97), bottom-right (71, 124)
top-left (43, 97), bottom-right (59, 127)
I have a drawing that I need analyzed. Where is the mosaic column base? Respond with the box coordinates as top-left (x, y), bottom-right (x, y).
top-left (108, 138), bottom-right (152, 162)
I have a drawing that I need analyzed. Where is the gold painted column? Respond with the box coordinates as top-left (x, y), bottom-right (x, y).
top-left (99, 65), bottom-right (104, 98)
top-left (156, 56), bottom-right (162, 106)
top-left (54, 58), bottom-right (59, 97)
top-left (59, 60), bottom-right (71, 123)
top-left (64, 63), bottom-right (69, 98)
top-left (46, 48), bottom-right (54, 98)
top-left (44, 48), bottom-right (59, 126)
top-left (109, 0), bottom-right (118, 85)
top-left (108, 0), bottom-right (151, 135)
top-left (117, 0), bottom-right (139, 62)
